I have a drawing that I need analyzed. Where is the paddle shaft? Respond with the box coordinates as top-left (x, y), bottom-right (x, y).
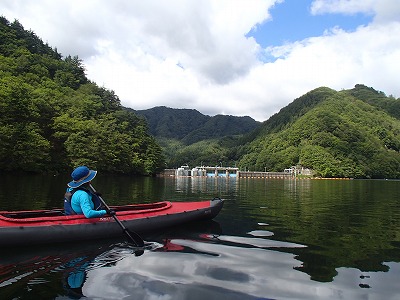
top-left (89, 184), bottom-right (144, 247)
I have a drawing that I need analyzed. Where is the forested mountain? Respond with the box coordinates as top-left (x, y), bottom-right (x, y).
top-left (252, 87), bottom-right (337, 137)
top-left (2, 17), bottom-right (400, 178)
top-left (348, 84), bottom-right (400, 119)
top-left (133, 106), bottom-right (259, 168)
top-left (141, 85), bottom-right (400, 178)
top-left (238, 85), bottom-right (400, 178)
top-left (0, 17), bottom-right (164, 174)
top-left (134, 106), bottom-right (260, 144)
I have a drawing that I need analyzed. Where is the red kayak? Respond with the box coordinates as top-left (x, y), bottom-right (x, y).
top-left (0, 198), bottom-right (224, 247)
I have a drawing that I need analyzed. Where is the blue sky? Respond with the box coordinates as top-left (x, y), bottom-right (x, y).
top-left (248, 0), bottom-right (373, 47)
top-left (1, 0), bottom-right (399, 121)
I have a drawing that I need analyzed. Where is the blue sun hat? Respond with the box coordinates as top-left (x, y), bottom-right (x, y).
top-left (68, 166), bottom-right (97, 188)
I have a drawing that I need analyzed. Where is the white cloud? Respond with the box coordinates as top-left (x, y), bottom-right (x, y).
top-left (310, 0), bottom-right (400, 24)
top-left (1, 0), bottom-right (399, 122)
top-left (310, 0), bottom-right (376, 16)
top-left (263, 22), bottom-right (400, 95)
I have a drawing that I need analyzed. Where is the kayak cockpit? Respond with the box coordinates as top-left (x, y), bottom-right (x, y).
top-left (0, 201), bottom-right (171, 220)
top-left (1, 209), bottom-right (65, 219)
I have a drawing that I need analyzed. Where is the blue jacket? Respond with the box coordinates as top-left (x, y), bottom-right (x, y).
top-left (69, 189), bottom-right (106, 218)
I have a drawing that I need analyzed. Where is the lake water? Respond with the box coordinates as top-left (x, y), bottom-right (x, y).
top-left (0, 174), bottom-right (399, 299)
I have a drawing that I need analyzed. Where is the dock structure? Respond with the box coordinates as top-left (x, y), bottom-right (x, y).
top-left (237, 171), bottom-right (291, 178)
top-left (176, 165), bottom-right (239, 177)
top-left (170, 165), bottom-right (293, 178)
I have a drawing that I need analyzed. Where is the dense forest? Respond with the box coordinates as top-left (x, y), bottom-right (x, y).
top-left (134, 106), bottom-right (259, 168)
top-left (0, 17), bottom-right (164, 174)
top-left (135, 106), bottom-right (259, 144)
top-left (238, 85), bottom-right (400, 178)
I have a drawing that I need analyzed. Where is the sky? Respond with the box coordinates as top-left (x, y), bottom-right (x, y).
top-left (1, 0), bottom-right (399, 122)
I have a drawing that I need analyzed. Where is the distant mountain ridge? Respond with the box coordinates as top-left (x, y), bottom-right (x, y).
top-left (134, 106), bottom-right (260, 144)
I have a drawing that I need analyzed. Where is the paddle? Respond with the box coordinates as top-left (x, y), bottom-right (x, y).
top-left (89, 184), bottom-right (145, 247)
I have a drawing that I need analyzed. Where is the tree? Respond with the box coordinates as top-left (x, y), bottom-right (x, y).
top-left (0, 17), bottom-right (165, 174)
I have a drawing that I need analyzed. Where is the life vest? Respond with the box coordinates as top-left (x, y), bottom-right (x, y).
top-left (64, 188), bottom-right (103, 215)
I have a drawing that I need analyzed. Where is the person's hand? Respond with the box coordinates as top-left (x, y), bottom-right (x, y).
top-left (107, 209), bottom-right (116, 216)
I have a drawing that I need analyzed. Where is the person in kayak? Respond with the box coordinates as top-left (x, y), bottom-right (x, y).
top-left (64, 166), bottom-right (107, 218)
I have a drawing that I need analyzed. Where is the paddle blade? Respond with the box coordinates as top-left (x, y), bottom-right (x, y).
top-left (124, 227), bottom-right (145, 247)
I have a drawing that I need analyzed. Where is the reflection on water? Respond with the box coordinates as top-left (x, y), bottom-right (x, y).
top-left (175, 176), bottom-right (239, 196)
top-left (2, 233), bottom-right (398, 299)
top-left (1, 175), bottom-right (400, 299)
top-left (84, 238), bottom-right (306, 300)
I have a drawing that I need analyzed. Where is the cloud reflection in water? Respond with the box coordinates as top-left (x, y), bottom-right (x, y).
top-left (83, 238), bottom-right (313, 299)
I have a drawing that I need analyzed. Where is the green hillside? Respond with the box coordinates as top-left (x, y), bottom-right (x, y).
top-left (134, 106), bottom-right (260, 144)
top-left (133, 106), bottom-right (209, 140)
top-left (181, 114), bottom-right (259, 145)
top-left (0, 17), bottom-right (164, 174)
top-left (239, 86), bottom-right (400, 178)
top-left (134, 106), bottom-right (260, 168)
top-left (349, 84), bottom-right (400, 119)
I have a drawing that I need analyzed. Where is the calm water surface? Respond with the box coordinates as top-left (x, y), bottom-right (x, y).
top-left (0, 174), bottom-right (399, 299)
